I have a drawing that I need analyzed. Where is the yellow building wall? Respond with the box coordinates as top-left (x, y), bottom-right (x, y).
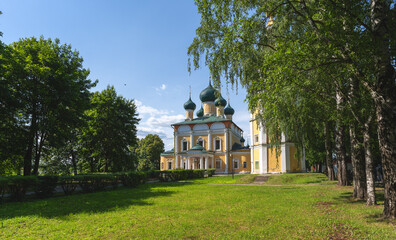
top-left (231, 152), bottom-right (251, 172)
top-left (267, 147), bottom-right (281, 172)
top-left (160, 155), bottom-right (175, 170)
top-left (251, 119), bottom-right (260, 146)
top-left (211, 134), bottom-right (226, 152)
top-left (204, 102), bottom-right (215, 115)
top-left (178, 137), bottom-right (191, 152)
top-left (289, 145), bottom-right (300, 172)
top-left (192, 135), bottom-right (209, 149)
top-left (253, 148), bottom-right (260, 173)
top-left (214, 154), bottom-right (226, 172)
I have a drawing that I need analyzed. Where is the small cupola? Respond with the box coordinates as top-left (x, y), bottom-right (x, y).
top-left (196, 105), bottom-right (204, 118)
top-left (214, 94), bottom-right (227, 118)
top-left (184, 88), bottom-right (196, 120)
top-left (240, 136), bottom-right (245, 146)
top-left (200, 79), bottom-right (217, 116)
top-left (183, 97), bottom-right (196, 111)
top-left (224, 103), bottom-right (235, 120)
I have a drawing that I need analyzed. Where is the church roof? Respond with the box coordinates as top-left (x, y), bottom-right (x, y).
top-left (172, 116), bottom-right (231, 126)
top-left (161, 148), bottom-right (174, 156)
top-left (199, 82), bottom-right (217, 102)
top-left (183, 97), bottom-right (196, 110)
top-left (231, 143), bottom-right (250, 151)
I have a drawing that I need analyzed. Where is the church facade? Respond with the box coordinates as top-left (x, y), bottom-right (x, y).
top-left (160, 82), bottom-right (306, 174)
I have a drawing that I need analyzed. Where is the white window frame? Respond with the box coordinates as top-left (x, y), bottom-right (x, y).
top-left (255, 134), bottom-right (259, 144)
top-left (214, 137), bottom-right (221, 151)
top-left (215, 159), bottom-right (222, 169)
top-left (182, 138), bottom-right (188, 151)
top-left (197, 137), bottom-right (204, 148)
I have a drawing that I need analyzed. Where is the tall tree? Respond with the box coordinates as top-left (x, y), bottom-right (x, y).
top-left (3, 37), bottom-right (95, 175)
top-left (188, 0), bottom-right (396, 218)
top-left (135, 134), bottom-right (165, 171)
top-left (80, 86), bottom-right (140, 172)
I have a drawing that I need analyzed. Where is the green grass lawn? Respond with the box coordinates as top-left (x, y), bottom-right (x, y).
top-left (1, 176), bottom-right (394, 239)
top-left (179, 174), bottom-right (256, 184)
top-left (265, 173), bottom-right (335, 185)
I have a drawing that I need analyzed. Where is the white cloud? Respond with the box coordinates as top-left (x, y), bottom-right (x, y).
top-left (135, 100), bottom-right (184, 150)
top-left (155, 84), bottom-right (167, 95)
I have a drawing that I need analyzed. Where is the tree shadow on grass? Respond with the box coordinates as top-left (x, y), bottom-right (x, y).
top-left (332, 189), bottom-right (391, 223)
top-left (0, 183), bottom-right (176, 220)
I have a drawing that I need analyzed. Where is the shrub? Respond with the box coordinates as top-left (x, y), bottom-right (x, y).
top-left (206, 169), bottom-right (216, 177)
top-left (77, 174), bottom-right (114, 193)
top-left (35, 175), bottom-right (59, 198)
top-left (7, 176), bottom-right (38, 201)
top-left (119, 171), bottom-right (147, 187)
top-left (59, 176), bottom-right (79, 195)
top-left (0, 177), bottom-right (8, 202)
top-left (192, 169), bottom-right (205, 178)
top-left (159, 169), bottom-right (208, 181)
top-left (146, 170), bottom-right (161, 179)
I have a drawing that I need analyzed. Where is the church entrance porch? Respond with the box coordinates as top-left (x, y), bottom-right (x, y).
top-left (178, 155), bottom-right (213, 170)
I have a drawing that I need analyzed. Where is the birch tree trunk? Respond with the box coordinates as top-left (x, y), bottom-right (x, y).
top-left (364, 118), bottom-right (376, 206)
top-left (335, 87), bottom-right (348, 186)
top-left (370, 0), bottom-right (396, 218)
top-left (325, 122), bottom-right (335, 181)
top-left (350, 124), bottom-right (367, 199)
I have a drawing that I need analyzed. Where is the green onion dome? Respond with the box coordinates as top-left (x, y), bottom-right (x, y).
top-left (214, 94), bottom-right (227, 107)
top-left (199, 82), bottom-right (217, 102)
top-left (224, 104), bottom-right (235, 115)
top-left (196, 106), bottom-right (204, 117)
top-left (240, 136), bottom-right (245, 143)
top-left (183, 97), bottom-right (196, 110)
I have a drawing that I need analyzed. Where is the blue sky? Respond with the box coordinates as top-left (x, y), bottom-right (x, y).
top-left (1, 0), bottom-right (251, 149)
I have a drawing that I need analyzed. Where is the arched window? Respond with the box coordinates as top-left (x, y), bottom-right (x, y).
top-left (214, 137), bottom-right (221, 151)
top-left (197, 137), bottom-right (204, 148)
top-left (182, 138), bottom-right (188, 151)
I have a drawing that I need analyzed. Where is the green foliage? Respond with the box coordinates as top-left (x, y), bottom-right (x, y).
top-left (76, 174), bottom-right (115, 193)
top-left (134, 134), bottom-right (165, 171)
top-left (80, 86), bottom-right (140, 173)
top-left (6, 176), bottom-right (38, 201)
top-left (118, 171), bottom-right (147, 187)
top-left (1, 36), bottom-right (95, 175)
top-left (58, 176), bottom-right (79, 195)
top-left (158, 169), bottom-right (208, 182)
top-left (35, 175), bottom-right (58, 198)
top-left (206, 168), bottom-right (216, 177)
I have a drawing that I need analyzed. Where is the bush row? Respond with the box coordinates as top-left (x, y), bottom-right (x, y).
top-left (0, 169), bottom-right (216, 202)
top-left (157, 169), bottom-right (216, 182)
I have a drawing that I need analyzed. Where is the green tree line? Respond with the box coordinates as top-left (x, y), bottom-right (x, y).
top-left (188, 0), bottom-right (396, 219)
top-left (0, 36), bottom-right (163, 176)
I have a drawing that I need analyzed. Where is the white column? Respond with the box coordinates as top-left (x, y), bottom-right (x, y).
top-left (192, 159), bottom-right (195, 169)
top-left (212, 158), bottom-right (214, 169)
top-left (281, 141), bottom-right (287, 173)
top-left (190, 131), bottom-right (194, 148)
top-left (262, 145), bottom-right (268, 173)
top-left (187, 158), bottom-right (190, 169)
top-left (205, 157), bottom-right (208, 169)
top-left (208, 131), bottom-right (212, 151)
top-left (225, 129), bottom-right (229, 173)
top-left (175, 134), bottom-right (179, 153)
top-left (200, 157), bottom-right (204, 169)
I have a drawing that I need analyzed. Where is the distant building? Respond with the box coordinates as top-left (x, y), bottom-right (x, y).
top-left (160, 81), bottom-right (305, 174)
